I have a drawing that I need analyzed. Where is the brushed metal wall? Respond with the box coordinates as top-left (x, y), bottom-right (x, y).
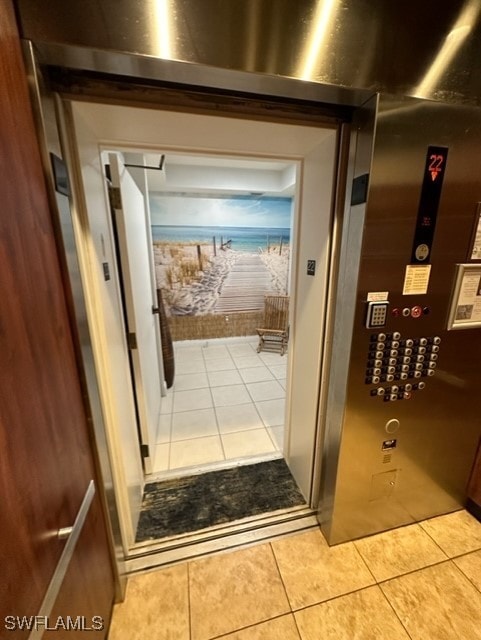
top-left (321, 95), bottom-right (481, 543)
top-left (15, 0), bottom-right (481, 104)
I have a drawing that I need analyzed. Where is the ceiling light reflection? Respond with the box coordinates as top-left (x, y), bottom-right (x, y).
top-left (414, 0), bottom-right (481, 98)
top-left (297, 0), bottom-right (339, 81)
top-left (152, 0), bottom-right (173, 59)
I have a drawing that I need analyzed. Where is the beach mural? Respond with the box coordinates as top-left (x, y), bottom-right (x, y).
top-left (149, 194), bottom-right (293, 321)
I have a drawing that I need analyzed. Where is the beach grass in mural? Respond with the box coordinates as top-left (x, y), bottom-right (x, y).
top-left (150, 195), bottom-right (293, 319)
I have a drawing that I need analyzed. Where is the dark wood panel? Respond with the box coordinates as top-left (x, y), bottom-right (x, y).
top-left (44, 495), bottom-right (113, 639)
top-left (0, 0), bottom-right (114, 632)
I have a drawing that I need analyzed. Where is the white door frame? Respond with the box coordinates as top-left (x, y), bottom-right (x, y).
top-left (65, 99), bottom-right (339, 548)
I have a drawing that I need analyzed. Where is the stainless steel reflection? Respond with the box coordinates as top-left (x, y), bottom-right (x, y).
top-left (319, 94), bottom-right (378, 540)
top-left (16, 0), bottom-right (481, 104)
top-left (320, 95), bottom-right (481, 544)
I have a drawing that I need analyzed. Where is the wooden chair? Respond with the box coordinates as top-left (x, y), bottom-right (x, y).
top-left (256, 295), bottom-right (289, 355)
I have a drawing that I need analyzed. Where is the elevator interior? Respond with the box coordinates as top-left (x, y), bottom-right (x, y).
top-left (58, 96), bottom-right (340, 557)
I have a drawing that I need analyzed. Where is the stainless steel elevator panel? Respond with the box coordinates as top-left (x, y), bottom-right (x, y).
top-left (321, 95), bottom-right (481, 544)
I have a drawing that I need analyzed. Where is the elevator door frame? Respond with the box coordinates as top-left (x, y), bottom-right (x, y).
top-left (66, 95), bottom-right (341, 535)
top-left (26, 43), bottom-right (377, 572)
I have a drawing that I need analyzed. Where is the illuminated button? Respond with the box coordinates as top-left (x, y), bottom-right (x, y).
top-left (390, 349), bottom-right (399, 357)
top-left (432, 345), bottom-right (440, 353)
top-left (390, 394), bottom-right (398, 401)
top-left (405, 383), bottom-right (412, 391)
top-left (433, 336), bottom-right (441, 344)
top-left (404, 348), bottom-right (412, 355)
top-left (400, 372), bottom-right (408, 380)
top-left (377, 343), bottom-right (385, 350)
top-left (418, 381), bottom-right (426, 389)
top-left (376, 351), bottom-right (384, 358)
top-left (386, 374), bottom-right (394, 382)
top-left (416, 355), bottom-right (425, 362)
top-left (414, 371), bottom-right (422, 378)
top-left (392, 332), bottom-right (401, 340)
top-left (418, 346), bottom-right (426, 354)
top-left (372, 375), bottom-right (380, 384)
top-left (375, 359), bottom-right (383, 367)
top-left (428, 361), bottom-right (436, 369)
top-left (377, 387), bottom-right (385, 396)
top-left (405, 339), bottom-right (414, 347)
top-left (427, 369), bottom-right (435, 376)
top-left (411, 306), bottom-right (423, 318)
top-left (419, 338), bottom-right (428, 346)
top-left (377, 333), bottom-right (386, 342)
top-left (402, 308), bottom-right (411, 317)
top-left (403, 391), bottom-right (412, 400)
top-left (403, 356), bottom-right (411, 364)
top-left (391, 341), bottom-right (400, 348)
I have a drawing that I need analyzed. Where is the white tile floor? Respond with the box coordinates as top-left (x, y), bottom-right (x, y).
top-left (150, 337), bottom-right (288, 478)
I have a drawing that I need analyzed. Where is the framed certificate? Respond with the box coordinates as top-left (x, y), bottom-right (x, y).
top-left (447, 263), bottom-right (481, 330)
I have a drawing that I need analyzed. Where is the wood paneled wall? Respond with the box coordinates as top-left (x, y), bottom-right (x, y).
top-left (0, 0), bottom-right (114, 634)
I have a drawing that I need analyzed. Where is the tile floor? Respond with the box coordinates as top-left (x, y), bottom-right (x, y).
top-left (151, 337), bottom-right (288, 477)
top-left (109, 509), bottom-right (481, 640)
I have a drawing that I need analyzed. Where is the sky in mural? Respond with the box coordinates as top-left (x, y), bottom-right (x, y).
top-left (149, 194), bottom-right (292, 229)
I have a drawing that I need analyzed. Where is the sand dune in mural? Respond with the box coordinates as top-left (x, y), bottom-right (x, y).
top-left (153, 242), bottom-right (289, 316)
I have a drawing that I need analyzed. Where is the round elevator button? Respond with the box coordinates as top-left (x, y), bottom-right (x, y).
top-left (385, 418), bottom-right (400, 433)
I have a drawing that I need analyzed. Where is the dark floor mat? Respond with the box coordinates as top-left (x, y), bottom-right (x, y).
top-left (135, 458), bottom-right (305, 542)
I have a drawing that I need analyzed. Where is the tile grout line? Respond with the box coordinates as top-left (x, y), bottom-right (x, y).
top-left (204, 346), bottom-right (227, 465)
top-left (449, 555), bottom-right (481, 596)
top-left (377, 582), bottom-right (415, 640)
top-left (268, 541), bottom-right (296, 616)
top-left (206, 613), bottom-right (297, 640)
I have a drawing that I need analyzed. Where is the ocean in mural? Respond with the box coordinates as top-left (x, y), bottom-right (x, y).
top-left (151, 225), bottom-right (290, 253)
top-left (149, 195), bottom-right (293, 318)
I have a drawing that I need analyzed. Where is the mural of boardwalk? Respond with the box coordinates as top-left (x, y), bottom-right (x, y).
top-left (214, 254), bottom-right (273, 313)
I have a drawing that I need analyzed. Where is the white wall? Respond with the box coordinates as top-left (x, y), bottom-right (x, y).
top-left (68, 105), bottom-right (144, 547)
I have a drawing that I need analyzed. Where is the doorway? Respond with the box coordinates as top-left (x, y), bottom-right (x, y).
top-left (64, 99), bottom-right (339, 555)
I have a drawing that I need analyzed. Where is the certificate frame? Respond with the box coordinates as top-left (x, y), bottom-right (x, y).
top-left (467, 202), bottom-right (481, 262)
top-left (447, 263), bottom-right (481, 330)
